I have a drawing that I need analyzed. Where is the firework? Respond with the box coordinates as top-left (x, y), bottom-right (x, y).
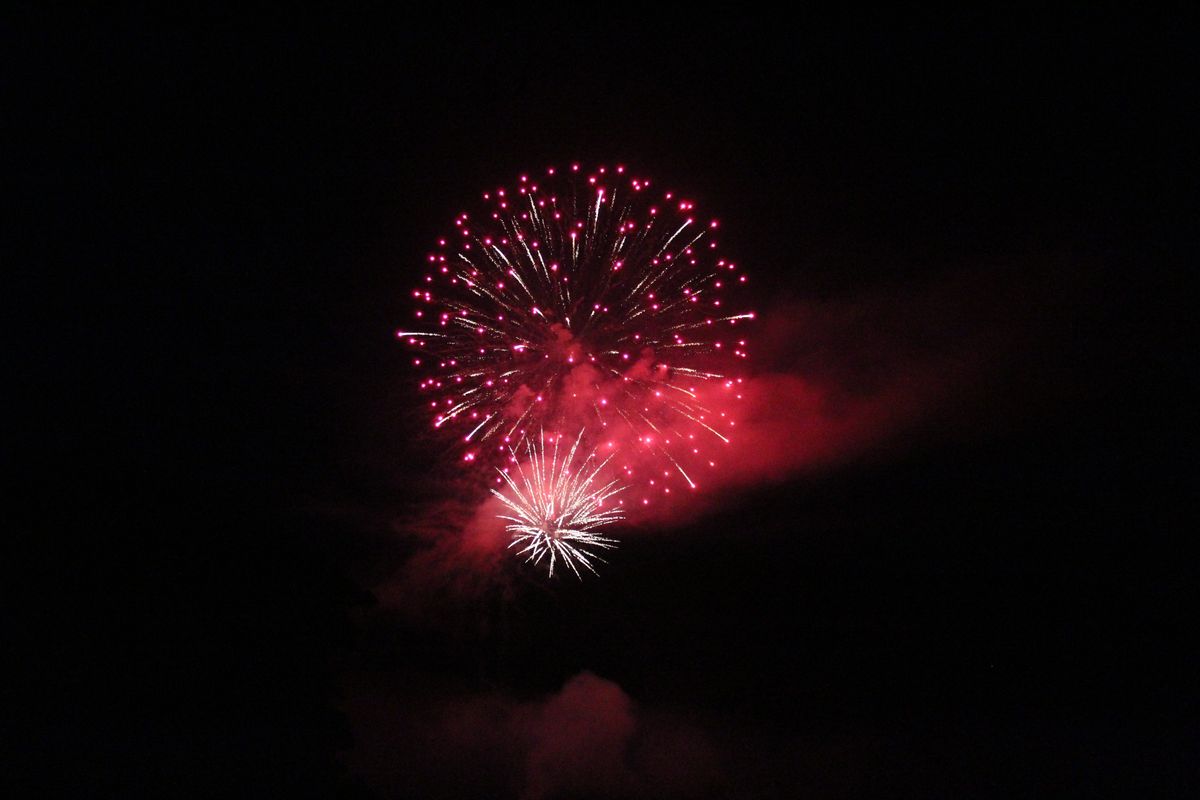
top-left (492, 430), bottom-right (624, 578)
top-left (402, 163), bottom-right (753, 504)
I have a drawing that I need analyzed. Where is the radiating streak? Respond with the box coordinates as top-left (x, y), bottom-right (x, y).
top-left (660, 448), bottom-right (697, 489)
top-left (465, 413), bottom-right (495, 441)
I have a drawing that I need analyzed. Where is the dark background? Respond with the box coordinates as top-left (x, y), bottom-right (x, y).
top-left (11, 9), bottom-right (1196, 798)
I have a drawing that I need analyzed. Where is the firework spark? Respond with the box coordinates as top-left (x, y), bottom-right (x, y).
top-left (492, 430), bottom-right (624, 578)
top-left (402, 163), bottom-right (754, 505)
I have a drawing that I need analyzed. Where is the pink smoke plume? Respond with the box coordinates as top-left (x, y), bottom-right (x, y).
top-left (345, 670), bottom-right (720, 799)
top-left (383, 256), bottom-right (1087, 599)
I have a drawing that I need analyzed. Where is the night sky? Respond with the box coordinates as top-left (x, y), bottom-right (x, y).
top-left (12, 10), bottom-right (1197, 798)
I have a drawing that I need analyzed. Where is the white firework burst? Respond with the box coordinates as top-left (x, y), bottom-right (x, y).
top-left (492, 430), bottom-right (625, 578)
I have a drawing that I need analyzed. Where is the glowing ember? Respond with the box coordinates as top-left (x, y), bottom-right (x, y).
top-left (492, 430), bottom-right (624, 578)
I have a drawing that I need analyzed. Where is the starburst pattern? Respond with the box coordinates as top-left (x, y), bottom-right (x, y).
top-left (400, 162), bottom-right (753, 505)
top-left (491, 430), bottom-right (625, 578)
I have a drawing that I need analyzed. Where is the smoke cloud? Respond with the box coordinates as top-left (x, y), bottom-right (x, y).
top-left (345, 671), bottom-right (721, 799)
top-left (382, 257), bottom-right (1089, 599)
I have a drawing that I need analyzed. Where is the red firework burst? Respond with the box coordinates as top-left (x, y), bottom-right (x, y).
top-left (400, 163), bottom-right (754, 504)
